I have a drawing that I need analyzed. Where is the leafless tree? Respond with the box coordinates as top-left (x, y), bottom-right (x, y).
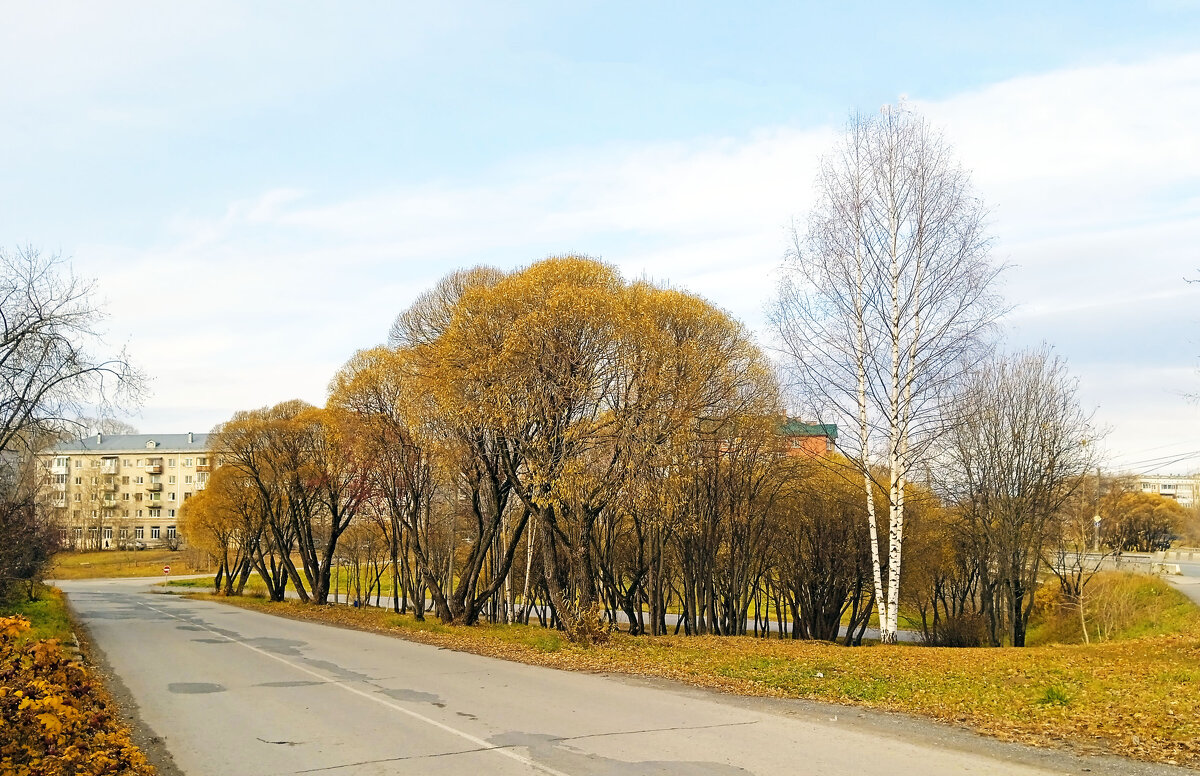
top-left (938, 348), bottom-right (1099, 646)
top-left (773, 106), bottom-right (1002, 642)
top-left (0, 247), bottom-right (144, 455)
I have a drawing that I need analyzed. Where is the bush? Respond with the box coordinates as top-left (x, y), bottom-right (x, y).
top-left (922, 613), bottom-right (988, 647)
top-left (0, 617), bottom-right (154, 775)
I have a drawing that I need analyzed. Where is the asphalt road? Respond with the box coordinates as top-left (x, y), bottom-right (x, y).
top-left (61, 578), bottom-right (1178, 776)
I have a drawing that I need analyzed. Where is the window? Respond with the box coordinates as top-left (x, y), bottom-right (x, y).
top-left (198, 456), bottom-right (207, 466)
top-left (74, 476), bottom-right (82, 485)
top-left (75, 460), bottom-right (82, 468)
top-left (74, 493), bottom-right (81, 502)
top-left (136, 509), bottom-right (143, 518)
top-left (122, 510), bottom-right (129, 517)
top-left (103, 527), bottom-right (112, 540)
top-left (183, 492), bottom-right (192, 500)
top-left (136, 459), bottom-right (142, 467)
top-left (72, 510), bottom-right (80, 518)
top-left (184, 475), bottom-right (193, 484)
top-left (91, 477), bottom-right (99, 485)
top-left (54, 473), bottom-right (66, 484)
top-left (74, 527), bottom-right (82, 539)
top-left (123, 459), bottom-right (131, 466)
top-left (119, 528), bottom-right (128, 538)
top-left (168, 509), bottom-right (176, 518)
top-left (168, 475), bottom-right (176, 484)
top-left (91, 459), bottom-right (98, 468)
top-left (184, 458), bottom-right (193, 467)
top-left (150, 474), bottom-right (161, 484)
top-left (135, 475), bottom-right (144, 484)
top-left (168, 492), bottom-right (175, 501)
top-left (168, 458), bottom-right (176, 468)
top-left (150, 526), bottom-right (160, 539)
top-left (54, 456), bottom-right (69, 468)
top-left (90, 493), bottom-right (97, 501)
top-left (122, 476), bottom-right (130, 484)
top-left (123, 493), bottom-right (130, 501)
top-left (135, 526), bottom-right (144, 539)
top-left (148, 492), bottom-right (161, 501)
top-left (166, 526), bottom-right (176, 539)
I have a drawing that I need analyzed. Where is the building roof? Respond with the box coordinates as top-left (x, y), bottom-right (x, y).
top-left (781, 420), bottom-right (838, 440)
top-left (47, 433), bottom-right (210, 454)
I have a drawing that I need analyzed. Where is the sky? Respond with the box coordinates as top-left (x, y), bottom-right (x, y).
top-left (2, 2), bottom-right (1199, 474)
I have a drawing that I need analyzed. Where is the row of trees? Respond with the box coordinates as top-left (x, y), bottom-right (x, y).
top-left (182, 256), bottom-right (1109, 648)
top-left (179, 107), bottom-right (1168, 648)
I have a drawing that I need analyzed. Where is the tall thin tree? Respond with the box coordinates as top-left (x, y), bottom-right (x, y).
top-left (773, 106), bottom-right (1002, 643)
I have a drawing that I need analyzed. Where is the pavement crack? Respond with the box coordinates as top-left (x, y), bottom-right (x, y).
top-left (257, 737), bottom-right (304, 746)
top-left (558, 719), bottom-right (759, 743)
top-left (277, 745), bottom-right (508, 773)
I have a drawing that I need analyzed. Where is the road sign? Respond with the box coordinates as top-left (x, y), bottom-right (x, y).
top-left (163, 565), bottom-right (171, 575)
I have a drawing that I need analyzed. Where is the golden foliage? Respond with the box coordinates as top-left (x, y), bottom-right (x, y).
top-left (0, 617), bottom-right (155, 776)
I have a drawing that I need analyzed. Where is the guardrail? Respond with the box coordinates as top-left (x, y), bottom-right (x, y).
top-left (1050, 552), bottom-right (1182, 576)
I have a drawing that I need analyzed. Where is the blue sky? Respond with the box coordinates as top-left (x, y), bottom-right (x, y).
top-left (3, 2), bottom-right (1200, 472)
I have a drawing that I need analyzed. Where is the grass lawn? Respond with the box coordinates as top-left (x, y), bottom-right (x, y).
top-left (48, 548), bottom-right (212, 579)
top-left (186, 587), bottom-right (1200, 769)
top-left (0, 585), bottom-right (73, 644)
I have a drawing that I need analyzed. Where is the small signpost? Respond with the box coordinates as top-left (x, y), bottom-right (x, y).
top-left (163, 565), bottom-right (171, 576)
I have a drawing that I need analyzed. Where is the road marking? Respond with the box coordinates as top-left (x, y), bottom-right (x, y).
top-left (138, 599), bottom-right (572, 776)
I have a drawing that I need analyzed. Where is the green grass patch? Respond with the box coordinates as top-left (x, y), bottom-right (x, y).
top-left (1027, 571), bottom-right (1200, 645)
top-left (0, 585), bottom-right (73, 644)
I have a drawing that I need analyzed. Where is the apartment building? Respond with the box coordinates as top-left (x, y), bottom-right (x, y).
top-left (42, 433), bottom-right (212, 550)
top-left (1135, 474), bottom-right (1199, 507)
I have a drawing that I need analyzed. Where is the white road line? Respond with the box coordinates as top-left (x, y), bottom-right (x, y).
top-left (137, 599), bottom-right (572, 776)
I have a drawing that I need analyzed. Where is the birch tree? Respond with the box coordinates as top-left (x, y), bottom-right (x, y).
top-left (773, 106), bottom-right (1001, 643)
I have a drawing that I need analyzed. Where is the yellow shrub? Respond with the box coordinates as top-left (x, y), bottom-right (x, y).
top-left (0, 616), bottom-right (155, 775)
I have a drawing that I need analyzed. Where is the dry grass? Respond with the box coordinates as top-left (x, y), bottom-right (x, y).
top-left (189, 592), bottom-right (1200, 768)
top-left (48, 549), bottom-right (212, 580)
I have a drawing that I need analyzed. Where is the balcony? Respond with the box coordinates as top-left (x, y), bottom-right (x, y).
top-left (145, 464), bottom-right (163, 474)
top-left (52, 482), bottom-right (67, 492)
top-left (196, 464), bottom-right (210, 472)
top-left (50, 464), bottom-right (69, 475)
top-left (101, 482), bottom-right (119, 492)
top-left (51, 498), bottom-right (66, 509)
top-left (146, 483), bottom-right (163, 492)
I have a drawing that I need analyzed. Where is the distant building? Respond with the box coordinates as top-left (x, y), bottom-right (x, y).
top-left (41, 433), bottom-right (212, 550)
top-left (1133, 474), bottom-right (1199, 508)
top-left (781, 419), bottom-right (837, 457)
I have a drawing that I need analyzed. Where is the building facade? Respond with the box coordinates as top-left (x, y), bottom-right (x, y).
top-left (42, 433), bottom-right (212, 550)
top-left (1134, 474), bottom-right (1199, 508)
top-left (781, 420), bottom-right (838, 457)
